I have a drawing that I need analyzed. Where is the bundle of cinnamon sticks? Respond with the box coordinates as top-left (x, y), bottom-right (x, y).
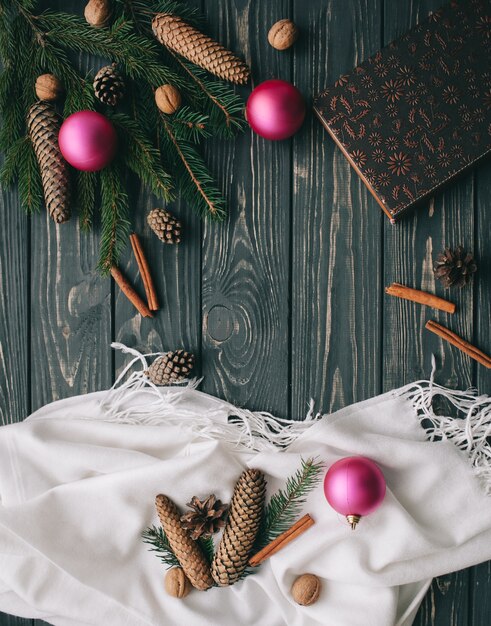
top-left (111, 234), bottom-right (159, 317)
top-left (385, 281), bottom-right (491, 369)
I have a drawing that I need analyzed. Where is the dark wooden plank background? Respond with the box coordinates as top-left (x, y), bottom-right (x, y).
top-left (0, 0), bottom-right (490, 625)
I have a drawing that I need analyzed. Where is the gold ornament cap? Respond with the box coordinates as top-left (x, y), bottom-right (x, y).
top-left (346, 514), bottom-right (361, 530)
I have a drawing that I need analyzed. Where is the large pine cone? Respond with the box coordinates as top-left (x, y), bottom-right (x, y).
top-left (146, 350), bottom-right (195, 385)
top-left (155, 495), bottom-right (213, 590)
top-left (211, 469), bottom-right (266, 586)
top-left (152, 13), bottom-right (250, 85)
top-left (433, 246), bottom-right (477, 288)
top-left (147, 208), bottom-right (182, 244)
top-left (27, 102), bottom-right (71, 223)
top-left (93, 64), bottom-right (125, 106)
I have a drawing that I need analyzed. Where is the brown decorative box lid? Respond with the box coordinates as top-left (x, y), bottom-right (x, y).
top-left (313, 0), bottom-right (491, 222)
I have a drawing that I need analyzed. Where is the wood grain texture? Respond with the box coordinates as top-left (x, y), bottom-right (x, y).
top-left (200, 0), bottom-right (291, 414)
top-left (291, 0), bottom-right (382, 418)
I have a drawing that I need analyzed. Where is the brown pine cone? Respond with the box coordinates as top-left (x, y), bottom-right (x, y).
top-left (146, 350), bottom-right (195, 385)
top-left (433, 246), bottom-right (477, 288)
top-left (147, 208), bottom-right (182, 244)
top-left (155, 494), bottom-right (213, 590)
top-left (181, 495), bottom-right (229, 540)
top-left (27, 101), bottom-right (71, 223)
top-left (211, 469), bottom-right (266, 586)
top-left (93, 64), bottom-right (125, 106)
top-left (152, 13), bottom-right (250, 85)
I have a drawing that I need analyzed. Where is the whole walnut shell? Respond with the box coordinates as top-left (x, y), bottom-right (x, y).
top-left (35, 74), bottom-right (63, 102)
top-left (165, 567), bottom-right (192, 598)
top-left (268, 19), bottom-right (298, 50)
top-left (155, 84), bottom-right (182, 114)
top-left (84, 0), bottom-right (112, 28)
top-left (291, 573), bottom-right (321, 606)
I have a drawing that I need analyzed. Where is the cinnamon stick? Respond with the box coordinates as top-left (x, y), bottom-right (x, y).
top-left (130, 233), bottom-right (159, 311)
top-left (425, 320), bottom-right (491, 369)
top-left (385, 283), bottom-right (455, 314)
top-left (249, 514), bottom-right (315, 567)
top-left (110, 265), bottom-right (153, 318)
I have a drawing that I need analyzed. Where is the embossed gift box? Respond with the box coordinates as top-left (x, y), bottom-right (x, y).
top-left (314, 0), bottom-right (491, 222)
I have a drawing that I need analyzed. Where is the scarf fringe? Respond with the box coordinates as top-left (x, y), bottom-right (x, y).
top-left (100, 343), bottom-right (321, 453)
top-left (397, 356), bottom-right (491, 495)
top-left (103, 346), bottom-right (491, 483)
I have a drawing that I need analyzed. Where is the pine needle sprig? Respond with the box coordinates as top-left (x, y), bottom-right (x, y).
top-left (98, 163), bottom-right (131, 274)
top-left (108, 111), bottom-right (173, 200)
top-left (171, 106), bottom-right (210, 142)
top-left (256, 458), bottom-right (324, 549)
top-left (75, 171), bottom-right (97, 232)
top-left (142, 525), bottom-right (180, 569)
top-left (161, 117), bottom-right (226, 221)
top-left (17, 138), bottom-right (43, 213)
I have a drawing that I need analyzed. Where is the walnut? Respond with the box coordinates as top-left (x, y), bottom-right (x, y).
top-left (155, 84), bottom-right (182, 114)
top-left (84, 0), bottom-right (112, 28)
top-left (291, 573), bottom-right (321, 606)
top-left (267, 19), bottom-right (298, 50)
top-left (35, 74), bottom-right (63, 102)
top-left (164, 567), bottom-right (192, 598)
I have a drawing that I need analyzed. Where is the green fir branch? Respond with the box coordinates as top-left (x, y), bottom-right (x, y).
top-left (170, 106), bottom-right (210, 142)
top-left (142, 525), bottom-right (180, 569)
top-left (98, 163), bottom-right (131, 274)
top-left (17, 138), bottom-right (43, 213)
top-left (256, 458), bottom-right (324, 549)
top-left (161, 117), bottom-right (226, 221)
top-left (75, 171), bottom-right (97, 232)
top-left (108, 111), bottom-right (173, 200)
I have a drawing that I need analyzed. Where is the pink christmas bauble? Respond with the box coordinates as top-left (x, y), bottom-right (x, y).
top-left (246, 79), bottom-right (306, 140)
top-left (58, 111), bottom-right (117, 171)
top-left (323, 456), bottom-right (386, 529)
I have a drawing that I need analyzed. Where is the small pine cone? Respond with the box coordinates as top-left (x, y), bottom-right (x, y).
top-left (93, 64), bottom-right (125, 106)
top-left (155, 495), bottom-right (213, 591)
top-left (152, 13), bottom-right (250, 85)
top-left (211, 469), bottom-right (266, 586)
top-left (147, 208), bottom-right (182, 244)
top-left (27, 102), bottom-right (71, 223)
top-left (433, 246), bottom-right (477, 288)
top-left (181, 495), bottom-right (229, 540)
top-left (146, 350), bottom-right (195, 385)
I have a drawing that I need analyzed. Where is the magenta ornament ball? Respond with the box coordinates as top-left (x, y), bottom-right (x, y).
top-left (323, 456), bottom-right (386, 518)
top-left (58, 111), bottom-right (117, 171)
top-left (246, 79), bottom-right (306, 140)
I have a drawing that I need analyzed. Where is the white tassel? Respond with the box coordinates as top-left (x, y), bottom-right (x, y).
top-left (99, 344), bottom-right (322, 453)
top-left (397, 356), bottom-right (491, 495)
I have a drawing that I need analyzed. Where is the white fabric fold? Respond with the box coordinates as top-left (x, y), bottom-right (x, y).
top-left (0, 382), bottom-right (490, 626)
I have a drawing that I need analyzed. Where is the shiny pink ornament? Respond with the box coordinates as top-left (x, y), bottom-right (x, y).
top-left (323, 456), bottom-right (386, 529)
top-left (246, 79), bottom-right (306, 140)
top-left (58, 111), bottom-right (117, 171)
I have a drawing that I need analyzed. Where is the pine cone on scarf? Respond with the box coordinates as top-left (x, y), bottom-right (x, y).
top-left (152, 13), bottom-right (250, 84)
top-left (147, 208), bottom-right (182, 244)
top-left (181, 495), bottom-right (229, 540)
top-left (27, 101), bottom-right (71, 223)
top-left (211, 469), bottom-right (266, 586)
top-left (93, 64), bottom-right (125, 106)
top-left (155, 495), bottom-right (213, 590)
top-left (146, 350), bottom-right (195, 385)
top-left (433, 246), bottom-right (477, 288)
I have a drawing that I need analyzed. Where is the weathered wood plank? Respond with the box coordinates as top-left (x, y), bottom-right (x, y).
top-left (471, 161), bottom-right (491, 624)
top-left (291, 0), bottom-right (382, 418)
top-left (0, 155), bottom-right (32, 626)
top-left (0, 178), bottom-right (29, 426)
top-left (383, 1), bottom-right (473, 625)
top-left (30, 0), bottom-right (112, 411)
top-left (114, 1), bottom-right (202, 378)
top-left (200, 0), bottom-right (291, 414)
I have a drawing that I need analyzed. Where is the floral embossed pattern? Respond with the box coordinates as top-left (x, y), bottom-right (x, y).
top-left (314, 0), bottom-right (491, 221)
